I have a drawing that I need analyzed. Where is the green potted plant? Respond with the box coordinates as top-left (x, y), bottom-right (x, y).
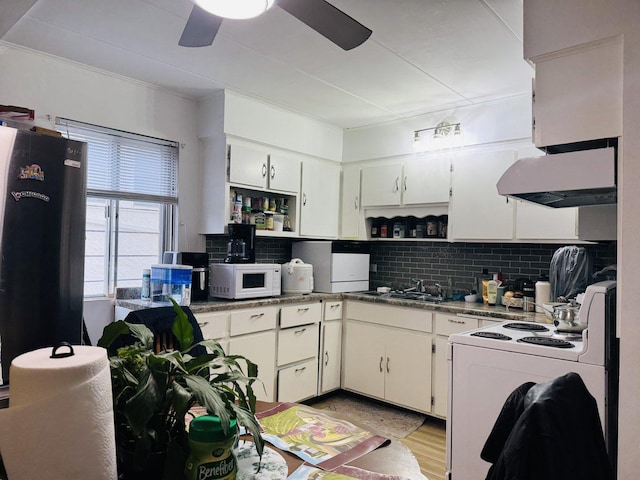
top-left (98, 299), bottom-right (264, 479)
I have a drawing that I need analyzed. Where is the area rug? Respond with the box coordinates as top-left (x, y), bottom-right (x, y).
top-left (317, 393), bottom-right (426, 439)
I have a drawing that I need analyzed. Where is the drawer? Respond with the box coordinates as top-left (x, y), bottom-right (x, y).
top-left (280, 302), bottom-right (321, 328)
top-left (277, 322), bottom-right (319, 366)
top-left (434, 313), bottom-right (478, 336)
top-left (230, 306), bottom-right (278, 336)
top-left (345, 301), bottom-right (433, 333)
top-left (323, 301), bottom-right (343, 321)
top-left (195, 311), bottom-right (229, 340)
top-left (277, 358), bottom-right (319, 402)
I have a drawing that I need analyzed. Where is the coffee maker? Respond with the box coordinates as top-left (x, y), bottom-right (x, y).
top-left (225, 224), bottom-right (256, 264)
top-left (168, 252), bottom-right (209, 302)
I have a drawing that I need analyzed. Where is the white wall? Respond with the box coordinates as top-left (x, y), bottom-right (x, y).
top-left (0, 42), bottom-right (203, 252)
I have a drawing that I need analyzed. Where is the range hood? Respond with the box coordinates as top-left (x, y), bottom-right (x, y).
top-left (496, 146), bottom-right (616, 208)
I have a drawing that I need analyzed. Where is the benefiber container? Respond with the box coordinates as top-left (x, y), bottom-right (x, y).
top-left (151, 264), bottom-right (193, 306)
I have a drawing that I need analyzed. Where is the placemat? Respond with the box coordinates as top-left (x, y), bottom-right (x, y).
top-left (236, 441), bottom-right (288, 480)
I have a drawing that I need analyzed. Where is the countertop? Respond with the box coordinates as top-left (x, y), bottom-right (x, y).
top-left (117, 292), bottom-right (550, 323)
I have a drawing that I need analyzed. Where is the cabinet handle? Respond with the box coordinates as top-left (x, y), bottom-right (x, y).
top-left (294, 328), bottom-right (307, 335)
top-left (250, 313), bottom-right (265, 319)
top-left (393, 177), bottom-right (399, 192)
top-left (325, 351), bottom-right (329, 366)
top-left (330, 304), bottom-right (340, 310)
top-left (354, 196), bottom-right (358, 209)
top-left (198, 321), bottom-right (209, 327)
top-left (262, 163), bottom-right (267, 178)
top-left (297, 307), bottom-right (310, 313)
top-left (403, 176), bottom-right (407, 191)
top-left (270, 165), bottom-right (275, 180)
top-left (448, 319), bottom-right (466, 325)
top-left (386, 356), bottom-right (390, 373)
top-left (379, 356), bottom-right (383, 372)
top-left (295, 366), bottom-right (307, 374)
top-left (303, 193), bottom-right (307, 206)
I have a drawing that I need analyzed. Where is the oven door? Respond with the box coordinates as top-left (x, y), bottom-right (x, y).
top-left (446, 342), bottom-right (606, 480)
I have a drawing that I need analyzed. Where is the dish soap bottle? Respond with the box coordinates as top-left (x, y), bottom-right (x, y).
top-left (487, 274), bottom-right (499, 306)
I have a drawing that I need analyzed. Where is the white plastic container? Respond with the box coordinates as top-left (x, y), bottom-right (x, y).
top-left (535, 276), bottom-right (552, 313)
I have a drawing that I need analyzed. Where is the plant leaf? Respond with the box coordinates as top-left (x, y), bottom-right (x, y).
top-left (170, 298), bottom-right (194, 351)
top-left (183, 375), bottom-right (232, 434)
top-left (97, 320), bottom-right (131, 348)
top-left (125, 368), bottom-right (163, 436)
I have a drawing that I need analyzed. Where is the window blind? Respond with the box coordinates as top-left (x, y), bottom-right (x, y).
top-left (56, 118), bottom-right (178, 202)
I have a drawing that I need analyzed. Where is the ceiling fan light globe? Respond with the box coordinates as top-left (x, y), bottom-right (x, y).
top-left (194, 0), bottom-right (275, 20)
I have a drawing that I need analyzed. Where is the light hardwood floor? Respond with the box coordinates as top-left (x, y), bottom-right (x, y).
top-left (307, 393), bottom-right (447, 480)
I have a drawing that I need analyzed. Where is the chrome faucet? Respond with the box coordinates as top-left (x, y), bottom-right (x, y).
top-left (412, 278), bottom-right (425, 293)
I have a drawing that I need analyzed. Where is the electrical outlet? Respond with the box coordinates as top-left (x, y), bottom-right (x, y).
top-left (370, 263), bottom-right (378, 273)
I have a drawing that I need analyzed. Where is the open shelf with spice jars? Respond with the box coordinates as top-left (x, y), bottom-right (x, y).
top-left (366, 214), bottom-right (449, 241)
top-left (228, 186), bottom-right (298, 237)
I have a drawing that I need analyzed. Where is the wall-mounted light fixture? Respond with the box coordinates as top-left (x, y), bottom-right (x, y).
top-left (412, 121), bottom-right (463, 152)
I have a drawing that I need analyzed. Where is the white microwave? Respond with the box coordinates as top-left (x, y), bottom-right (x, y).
top-left (209, 263), bottom-right (281, 299)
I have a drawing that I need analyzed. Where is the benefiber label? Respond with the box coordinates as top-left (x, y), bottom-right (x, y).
top-left (197, 457), bottom-right (236, 480)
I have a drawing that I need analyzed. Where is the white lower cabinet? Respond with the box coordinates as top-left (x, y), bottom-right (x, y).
top-left (276, 302), bottom-right (321, 402)
top-left (320, 301), bottom-right (343, 394)
top-left (343, 302), bottom-right (433, 413)
top-left (227, 306), bottom-right (278, 402)
top-left (432, 313), bottom-right (479, 418)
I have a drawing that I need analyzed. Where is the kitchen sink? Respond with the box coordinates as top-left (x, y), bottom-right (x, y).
top-left (360, 290), bottom-right (443, 303)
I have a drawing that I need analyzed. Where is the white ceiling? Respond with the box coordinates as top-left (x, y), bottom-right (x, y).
top-left (1, 0), bottom-right (533, 129)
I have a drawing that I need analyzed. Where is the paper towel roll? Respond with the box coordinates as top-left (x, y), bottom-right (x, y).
top-left (0, 345), bottom-right (117, 480)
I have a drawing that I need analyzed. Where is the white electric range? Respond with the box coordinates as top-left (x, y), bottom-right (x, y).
top-left (446, 280), bottom-right (618, 480)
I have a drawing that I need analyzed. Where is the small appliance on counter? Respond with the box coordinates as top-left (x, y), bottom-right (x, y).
top-left (151, 264), bottom-right (193, 306)
top-left (292, 240), bottom-right (370, 293)
top-left (163, 252), bottom-right (210, 302)
top-left (224, 223), bottom-right (256, 264)
top-left (281, 258), bottom-right (314, 294)
top-left (209, 263), bottom-right (281, 299)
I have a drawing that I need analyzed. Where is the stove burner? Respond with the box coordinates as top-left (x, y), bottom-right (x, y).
top-left (503, 322), bottom-right (549, 332)
top-left (517, 336), bottom-right (575, 348)
top-left (471, 331), bottom-right (512, 340)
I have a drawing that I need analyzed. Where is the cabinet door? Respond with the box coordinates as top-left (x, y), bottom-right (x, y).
top-left (300, 161), bottom-right (340, 238)
top-left (340, 165), bottom-right (363, 239)
top-left (433, 336), bottom-right (449, 418)
top-left (360, 164), bottom-right (403, 207)
top-left (277, 358), bottom-right (319, 402)
top-left (228, 330), bottom-right (276, 402)
top-left (343, 321), bottom-right (385, 399)
top-left (320, 320), bottom-right (342, 394)
top-left (533, 39), bottom-right (622, 147)
top-left (228, 144), bottom-right (268, 188)
top-left (384, 328), bottom-right (432, 413)
top-left (403, 155), bottom-right (451, 205)
top-left (515, 201), bottom-right (578, 241)
top-left (449, 150), bottom-right (517, 241)
top-left (268, 154), bottom-right (300, 193)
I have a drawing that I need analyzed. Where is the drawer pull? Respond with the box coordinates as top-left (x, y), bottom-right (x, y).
top-left (297, 307), bottom-right (310, 313)
top-left (386, 356), bottom-right (390, 373)
top-left (197, 321), bottom-right (209, 327)
top-left (250, 313), bottom-right (265, 319)
top-left (448, 319), bottom-right (466, 325)
top-left (294, 328), bottom-right (307, 335)
top-left (330, 304), bottom-right (340, 309)
top-left (295, 366), bottom-right (307, 374)
top-left (324, 351), bottom-right (329, 366)
top-left (379, 356), bottom-right (383, 372)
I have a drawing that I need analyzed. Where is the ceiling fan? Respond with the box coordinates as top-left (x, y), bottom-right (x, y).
top-left (179, 0), bottom-right (372, 51)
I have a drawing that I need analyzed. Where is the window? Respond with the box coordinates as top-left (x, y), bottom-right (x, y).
top-left (57, 119), bottom-right (179, 297)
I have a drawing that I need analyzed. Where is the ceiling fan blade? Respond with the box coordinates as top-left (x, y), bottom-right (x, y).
top-left (277, 0), bottom-right (372, 50)
top-left (179, 4), bottom-right (223, 47)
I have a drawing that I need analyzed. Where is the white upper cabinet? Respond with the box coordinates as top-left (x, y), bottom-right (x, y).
top-left (300, 161), bottom-right (340, 238)
top-left (515, 201), bottom-right (578, 241)
top-left (229, 144), bottom-right (300, 194)
top-left (532, 38), bottom-right (623, 147)
top-left (360, 155), bottom-right (450, 207)
top-left (449, 150), bottom-right (517, 241)
top-left (361, 163), bottom-right (403, 207)
top-left (340, 165), bottom-right (365, 240)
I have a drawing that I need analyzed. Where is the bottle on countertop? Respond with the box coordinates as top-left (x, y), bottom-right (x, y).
top-left (141, 268), bottom-right (151, 302)
top-left (535, 275), bottom-right (551, 312)
top-left (487, 274), bottom-right (498, 306)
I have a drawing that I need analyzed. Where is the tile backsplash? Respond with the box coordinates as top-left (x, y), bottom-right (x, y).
top-left (205, 235), bottom-right (616, 294)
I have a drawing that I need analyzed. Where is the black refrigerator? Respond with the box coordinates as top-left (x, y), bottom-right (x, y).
top-left (0, 125), bottom-right (87, 385)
